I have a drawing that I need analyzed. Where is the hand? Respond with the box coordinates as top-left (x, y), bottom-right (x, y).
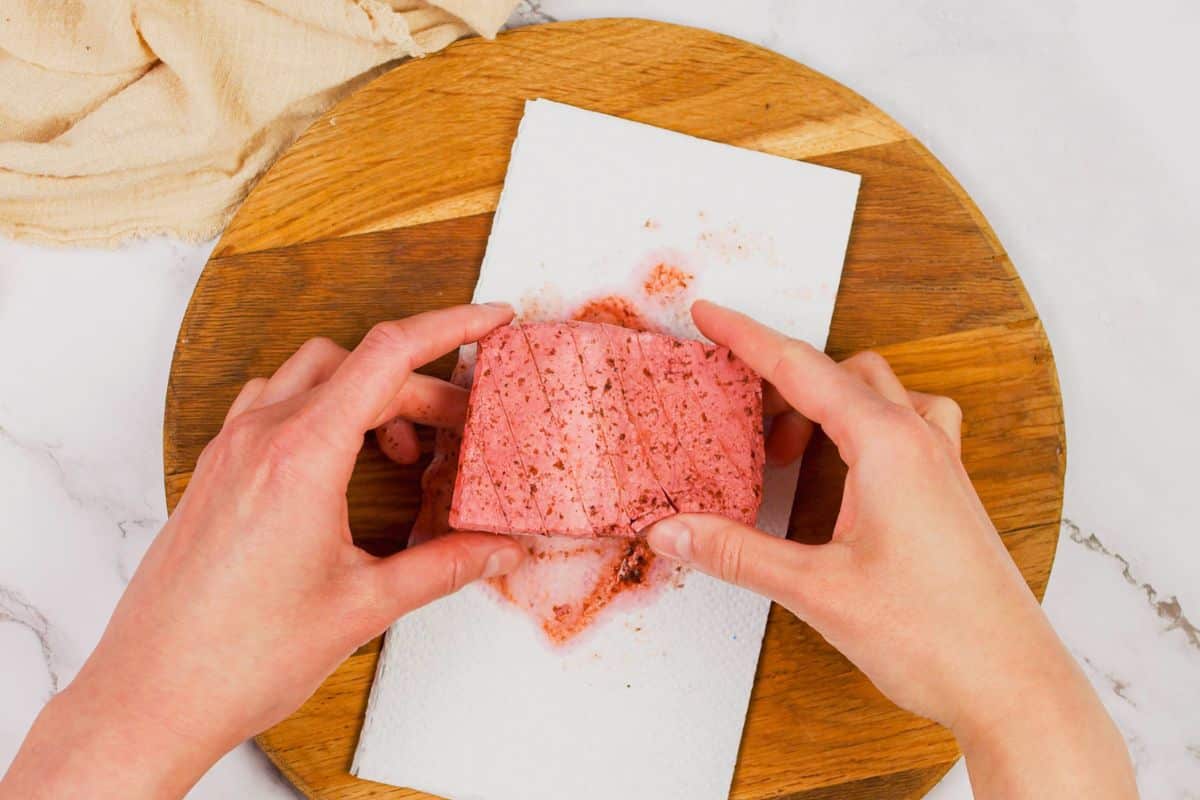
top-left (0, 304), bottom-right (525, 800)
top-left (645, 300), bottom-right (1136, 800)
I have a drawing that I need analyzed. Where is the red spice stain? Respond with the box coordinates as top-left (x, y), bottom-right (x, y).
top-left (572, 295), bottom-right (654, 331)
top-left (516, 284), bottom-right (565, 323)
top-left (488, 537), bottom-right (677, 646)
top-left (642, 262), bottom-right (694, 298)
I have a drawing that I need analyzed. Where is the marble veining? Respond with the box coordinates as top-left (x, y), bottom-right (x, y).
top-left (1063, 518), bottom-right (1199, 651)
top-left (506, 0), bottom-right (556, 27)
top-left (0, 585), bottom-right (59, 698)
top-left (116, 517), bottom-right (164, 585)
top-left (1, 2), bottom-right (1198, 798)
top-left (1079, 653), bottom-right (1136, 707)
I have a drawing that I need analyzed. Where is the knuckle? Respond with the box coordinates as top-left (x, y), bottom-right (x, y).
top-left (257, 421), bottom-right (311, 479)
top-left (221, 415), bottom-right (259, 452)
top-left (195, 437), bottom-right (221, 471)
top-left (876, 403), bottom-right (929, 443)
top-left (200, 415), bottom-right (261, 473)
top-left (436, 540), bottom-right (475, 596)
top-left (771, 338), bottom-right (810, 382)
top-left (865, 351), bottom-right (893, 377)
top-left (290, 401), bottom-right (352, 453)
top-left (238, 376), bottom-right (267, 397)
top-left (713, 529), bottom-right (747, 586)
top-left (932, 395), bottom-right (963, 422)
top-left (848, 349), bottom-right (888, 372)
top-left (845, 350), bottom-right (898, 386)
top-left (783, 338), bottom-right (816, 361)
top-left (902, 414), bottom-right (935, 446)
top-left (364, 321), bottom-right (410, 352)
top-left (362, 322), bottom-right (415, 373)
top-left (299, 336), bottom-right (338, 358)
top-left (270, 417), bottom-right (311, 451)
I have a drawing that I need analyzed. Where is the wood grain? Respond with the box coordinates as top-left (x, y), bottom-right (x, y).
top-left (163, 18), bottom-right (1064, 800)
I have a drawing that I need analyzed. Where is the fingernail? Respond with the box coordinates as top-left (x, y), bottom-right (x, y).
top-left (482, 547), bottom-right (521, 578)
top-left (646, 518), bottom-right (692, 561)
top-left (483, 301), bottom-right (514, 311)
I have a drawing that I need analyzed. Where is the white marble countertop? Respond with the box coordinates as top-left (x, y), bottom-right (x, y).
top-left (2, 2), bottom-right (1197, 797)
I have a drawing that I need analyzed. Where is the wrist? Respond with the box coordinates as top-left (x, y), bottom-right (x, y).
top-left (935, 599), bottom-right (1077, 736)
top-left (950, 643), bottom-right (1135, 799)
top-left (2, 678), bottom-right (227, 800)
top-left (952, 654), bottom-right (1079, 753)
top-left (950, 626), bottom-right (1084, 742)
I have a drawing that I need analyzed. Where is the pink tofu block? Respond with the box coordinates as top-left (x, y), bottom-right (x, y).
top-left (570, 323), bottom-right (674, 530)
top-left (451, 321), bottom-right (764, 537)
top-left (452, 376), bottom-right (544, 534)
top-left (711, 349), bottom-right (766, 485)
top-left (488, 325), bottom-right (591, 534)
top-left (522, 324), bottom-right (626, 536)
top-left (606, 326), bottom-right (690, 505)
top-left (644, 333), bottom-right (759, 522)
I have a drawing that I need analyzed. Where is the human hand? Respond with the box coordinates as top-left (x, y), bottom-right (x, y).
top-left (0, 304), bottom-right (525, 800)
top-left (645, 300), bottom-right (1136, 799)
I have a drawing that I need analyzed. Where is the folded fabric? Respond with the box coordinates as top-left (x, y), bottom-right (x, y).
top-left (0, 0), bottom-right (518, 246)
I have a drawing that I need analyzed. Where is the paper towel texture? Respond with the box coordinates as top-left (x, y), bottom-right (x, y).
top-left (353, 99), bottom-right (860, 800)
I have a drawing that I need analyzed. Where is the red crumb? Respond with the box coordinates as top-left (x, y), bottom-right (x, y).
top-left (572, 295), bottom-right (655, 331)
top-left (642, 262), bottom-right (694, 298)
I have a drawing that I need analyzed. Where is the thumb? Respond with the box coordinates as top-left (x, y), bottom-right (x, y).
top-left (368, 532), bottom-right (525, 622)
top-left (645, 514), bottom-right (844, 614)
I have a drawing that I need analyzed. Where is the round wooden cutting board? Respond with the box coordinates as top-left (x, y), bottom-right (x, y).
top-left (163, 18), bottom-right (1064, 800)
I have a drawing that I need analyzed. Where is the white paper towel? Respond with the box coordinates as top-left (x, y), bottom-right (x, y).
top-left (352, 99), bottom-right (860, 800)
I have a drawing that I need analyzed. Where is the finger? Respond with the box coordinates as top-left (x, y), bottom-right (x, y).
top-left (253, 337), bottom-right (347, 410)
top-left (839, 351), bottom-right (912, 408)
top-left (375, 373), bottom-right (471, 430)
top-left (310, 303), bottom-right (514, 441)
top-left (692, 300), bottom-right (887, 462)
top-left (766, 411), bottom-right (814, 466)
top-left (645, 514), bottom-right (846, 618)
top-left (368, 532), bottom-right (525, 621)
top-left (224, 378), bottom-right (267, 424)
top-left (376, 417), bottom-right (421, 464)
top-left (909, 390), bottom-right (964, 455)
top-left (257, 339), bottom-right (467, 426)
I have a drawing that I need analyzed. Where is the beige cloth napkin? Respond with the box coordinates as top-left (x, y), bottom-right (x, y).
top-left (0, 0), bottom-right (518, 246)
